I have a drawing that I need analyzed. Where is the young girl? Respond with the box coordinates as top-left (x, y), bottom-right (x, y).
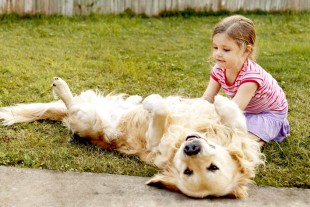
top-left (202, 15), bottom-right (290, 146)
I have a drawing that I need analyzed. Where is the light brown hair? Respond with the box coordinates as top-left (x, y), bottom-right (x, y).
top-left (212, 15), bottom-right (257, 60)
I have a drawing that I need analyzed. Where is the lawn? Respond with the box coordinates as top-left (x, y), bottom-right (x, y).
top-left (0, 12), bottom-right (309, 188)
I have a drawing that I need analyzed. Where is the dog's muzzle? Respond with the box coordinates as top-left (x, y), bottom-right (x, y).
top-left (184, 134), bottom-right (202, 156)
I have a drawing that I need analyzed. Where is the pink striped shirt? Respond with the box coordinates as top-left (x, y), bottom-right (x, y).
top-left (210, 59), bottom-right (288, 113)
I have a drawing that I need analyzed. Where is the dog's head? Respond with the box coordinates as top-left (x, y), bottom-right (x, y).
top-left (146, 133), bottom-right (257, 199)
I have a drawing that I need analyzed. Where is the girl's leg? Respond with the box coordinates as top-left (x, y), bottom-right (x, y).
top-left (248, 132), bottom-right (265, 148)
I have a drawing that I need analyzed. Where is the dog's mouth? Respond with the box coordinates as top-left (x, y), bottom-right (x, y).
top-left (185, 133), bottom-right (216, 149)
top-left (185, 134), bottom-right (202, 141)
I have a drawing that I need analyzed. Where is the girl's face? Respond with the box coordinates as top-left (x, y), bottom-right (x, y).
top-left (212, 33), bottom-right (249, 72)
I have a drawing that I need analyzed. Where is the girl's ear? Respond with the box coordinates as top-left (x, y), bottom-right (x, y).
top-left (245, 45), bottom-right (253, 56)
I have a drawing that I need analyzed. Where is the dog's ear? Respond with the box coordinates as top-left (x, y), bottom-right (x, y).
top-left (229, 185), bottom-right (248, 199)
top-left (229, 149), bottom-right (245, 173)
top-left (229, 149), bottom-right (250, 199)
top-left (145, 171), bottom-right (179, 192)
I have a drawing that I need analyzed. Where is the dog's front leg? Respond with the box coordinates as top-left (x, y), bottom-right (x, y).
top-left (214, 95), bottom-right (247, 132)
top-left (143, 94), bottom-right (169, 151)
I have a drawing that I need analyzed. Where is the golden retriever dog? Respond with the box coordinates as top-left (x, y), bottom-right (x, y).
top-left (0, 77), bottom-right (264, 199)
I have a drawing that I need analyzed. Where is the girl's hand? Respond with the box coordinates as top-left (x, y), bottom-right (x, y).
top-left (202, 78), bottom-right (221, 103)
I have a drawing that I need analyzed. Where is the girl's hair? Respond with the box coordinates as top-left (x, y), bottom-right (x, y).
top-left (212, 15), bottom-right (257, 60)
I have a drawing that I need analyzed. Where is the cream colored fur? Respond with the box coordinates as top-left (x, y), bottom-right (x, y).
top-left (0, 77), bottom-right (264, 199)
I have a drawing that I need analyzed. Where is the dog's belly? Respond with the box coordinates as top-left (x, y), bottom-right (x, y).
top-left (65, 92), bottom-right (143, 141)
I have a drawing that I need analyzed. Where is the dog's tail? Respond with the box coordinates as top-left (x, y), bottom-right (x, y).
top-left (0, 101), bottom-right (67, 126)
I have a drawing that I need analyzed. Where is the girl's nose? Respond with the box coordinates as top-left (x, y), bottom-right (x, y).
top-left (215, 50), bottom-right (222, 57)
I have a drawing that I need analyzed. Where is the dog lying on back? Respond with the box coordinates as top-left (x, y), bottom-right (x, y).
top-left (0, 77), bottom-right (264, 199)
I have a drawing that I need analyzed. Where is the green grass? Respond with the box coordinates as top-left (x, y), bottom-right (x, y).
top-left (0, 13), bottom-right (309, 188)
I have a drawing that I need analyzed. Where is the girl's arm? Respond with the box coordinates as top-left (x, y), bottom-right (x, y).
top-left (232, 82), bottom-right (258, 110)
top-left (202, 78), bottom-right (221, 103)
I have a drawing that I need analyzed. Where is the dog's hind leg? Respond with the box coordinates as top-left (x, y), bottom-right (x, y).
top-left (0, 101), bottom-right (67, 125)
top-left (0, 78), bottom-right (72, 126)
top-left (52, 77), bottom-right (116, 145)
top-left (52, 77), bottom-right (74, 108)
top-left (143, 94), bottom-right (170, 151)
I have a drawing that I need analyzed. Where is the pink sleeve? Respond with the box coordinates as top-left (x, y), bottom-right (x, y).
top-left (240, 80), bottom-right (261, 89)
top-left (210, 65), bottom-right (220, 82)
top-left (240, 63), bottom-right (264, 89)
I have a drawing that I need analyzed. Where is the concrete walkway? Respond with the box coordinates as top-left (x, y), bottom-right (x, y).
top-left (0, 166), bottom-right (309, 207)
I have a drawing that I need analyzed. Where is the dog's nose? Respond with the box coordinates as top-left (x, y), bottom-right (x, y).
top-left (184, 140), bottom-right (201, 156)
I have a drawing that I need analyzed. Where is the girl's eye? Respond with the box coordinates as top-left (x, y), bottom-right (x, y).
top-left (213, 47), bottom-right (218, 50)
top-left (223, 49), bottom-right (230, 52)
top-left (184, 168), bottom-right (193, 176)
top-left (207, 164), bottom-right (219, 171)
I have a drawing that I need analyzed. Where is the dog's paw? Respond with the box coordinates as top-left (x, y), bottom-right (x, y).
top-left (143, 94), bottom-right (168, 115)
top-left (143, 94), bottom-right (163, 112)
top-left (213, 95), bottom-right (237, 112)
top-left (126, 95), bottom-right (143, 104)
top-left (52, 77), bottom-right (71, 97)
top-left (214, 95), bottom-right (246, 131)
top-left (214, 95), bottom-right (244, 117)
top-left (52, 77), bottom-right (74, 107)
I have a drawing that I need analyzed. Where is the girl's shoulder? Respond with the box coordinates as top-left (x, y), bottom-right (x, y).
top-left (211, 64), bottom-right (225, 75)
top-left (243, 59), bottom-right (268, 75)
top-left (211, 64), bottom-right (226, 81)
top-left (212, 64), bottom-right (225, 71)
top-left (239, 60), bottom-right (269, 87)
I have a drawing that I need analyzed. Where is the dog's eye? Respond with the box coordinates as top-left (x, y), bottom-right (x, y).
top-left (184, 168), bottom-right (193, 176)
top-left (207, 164), bottom-right (219, 171)
top-left (209, 144), bottom-right (215, 149)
